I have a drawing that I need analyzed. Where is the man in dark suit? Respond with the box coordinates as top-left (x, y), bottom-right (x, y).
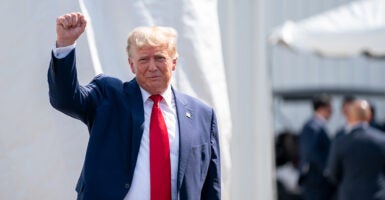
top-left (48, 12), bottom-right (221, 200)
top-left (298, 94), bottom-right (333, 200)
top-left (326, 99), bottom-right (385, 200)
top-left (368, 102), bottom-right (385, 132)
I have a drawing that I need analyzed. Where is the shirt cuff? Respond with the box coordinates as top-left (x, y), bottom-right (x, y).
top-left (52, 43), bottom-right (76, 59)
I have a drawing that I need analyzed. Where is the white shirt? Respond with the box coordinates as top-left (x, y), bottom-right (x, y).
top-left (52, 43), bottom-right (76, 58)
top-left (124, 87), bottom-right (179, 200)
top-left (53, 45), bottom-right (180, 200)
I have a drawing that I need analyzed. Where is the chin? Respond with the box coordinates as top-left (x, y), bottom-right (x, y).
top-left (146, 86), bottom-right (167, 95)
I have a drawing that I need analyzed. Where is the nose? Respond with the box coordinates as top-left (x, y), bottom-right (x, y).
top-left (148, 58), bottom-right (157, 71)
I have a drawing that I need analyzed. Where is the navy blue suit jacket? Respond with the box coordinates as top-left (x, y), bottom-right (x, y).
top-left (326, 125), bottom-right (385, 200)
top-left (298, 116), bottom-right (333, 200)
top-left (335, 127), bottom-right (346, 140)
top-left (47, 50), bottom-right (221, 200)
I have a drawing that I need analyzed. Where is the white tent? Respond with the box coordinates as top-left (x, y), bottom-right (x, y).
top-left (269, 0), bottom-right (385, 57)
top-left (0, 0), bottom-right (234, 199)
top-left (0, 0), bottom-right (276, 199)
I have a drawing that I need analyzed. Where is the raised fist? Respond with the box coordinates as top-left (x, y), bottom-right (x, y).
top-left (56, 12), bottom-right (87, 47)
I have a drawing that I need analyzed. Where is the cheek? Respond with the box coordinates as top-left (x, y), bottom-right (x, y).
top-left (133, 64), bottom-right (146, 75)
top-left (165, 62), bottom-right (176, 73)
top-left (138, 66), bottom-right (148, 75)
top-left (163, 66), bottom-right (173, 76)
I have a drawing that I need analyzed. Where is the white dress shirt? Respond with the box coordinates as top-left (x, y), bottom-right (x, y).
top-left (52, 45), bottom-right (180, 200)
top-left (124, 87), bottom-right (179, 200)
top-left (52, 43), bottom-right (76, 58)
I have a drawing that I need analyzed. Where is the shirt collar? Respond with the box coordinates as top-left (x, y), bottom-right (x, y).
top-left (139, 86), bottom-right (173, 107)
top-left (314, 113), bottom-right (327, 124)
top-left (346, 122), bottom-right (368, 134)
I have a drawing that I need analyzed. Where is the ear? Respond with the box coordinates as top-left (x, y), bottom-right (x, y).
top-left (128, 57), bottom-right (136, 74)
top-left (171, 58), bottom-right (177, 71)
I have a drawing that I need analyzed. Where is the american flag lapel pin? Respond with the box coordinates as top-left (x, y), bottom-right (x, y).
top-left (186, 112), bottom-right (191, 118)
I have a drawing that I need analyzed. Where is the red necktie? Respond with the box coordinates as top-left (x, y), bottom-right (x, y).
top-left (149, 95), bottom-right (171, 200)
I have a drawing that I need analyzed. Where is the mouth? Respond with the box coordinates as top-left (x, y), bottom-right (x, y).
top-left (147, 76), bottom-right (161, 81)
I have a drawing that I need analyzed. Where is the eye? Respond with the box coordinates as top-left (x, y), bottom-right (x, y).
top-left (155, 56), bottom-right (166, 62)
top-left (138, 57), bottom-right (149, 63)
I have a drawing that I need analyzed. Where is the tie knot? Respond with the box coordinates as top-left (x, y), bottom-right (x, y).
top-left (150, 95), bottom-right (163, 105)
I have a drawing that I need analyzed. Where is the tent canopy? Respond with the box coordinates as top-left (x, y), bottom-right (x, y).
top-left (269, 0), bottom-right (385, 57)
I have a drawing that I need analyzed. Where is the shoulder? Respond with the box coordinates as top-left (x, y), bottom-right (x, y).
top-left (92, 74), bottom-right (124, 86)
top-left (302, 118), bottom-right (322, 132)
top-left (364, 126), bottom-right (385, 143)
top-left (173, 89), bottom-right (216, 124)
top-left (173, 90), bottom-right (213, 112)
top-left (89, 74), bottom-right (129, 93)
top-left (347, 126), bottom-right (385, 151)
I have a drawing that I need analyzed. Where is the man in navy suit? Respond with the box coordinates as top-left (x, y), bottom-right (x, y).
top-left (326, 99), bottom-right (385, 200)
top-left (48, 12), bottom-right (221, 200)
top-left (298, 94), bottom-right (333, 200)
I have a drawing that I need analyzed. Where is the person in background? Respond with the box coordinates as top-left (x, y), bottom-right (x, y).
top-left (326, 99), bottom-right (385, 200)
top-left (276, 131), bottom-right (300, 168)
top-left (334, 96), bottom-right (356, 139)
top-left (276, 131), bottom-right (302, 200)
top-left (368, 102), bottom-right (385, 132)
top-left (298, 94), bottom-right (334, 200)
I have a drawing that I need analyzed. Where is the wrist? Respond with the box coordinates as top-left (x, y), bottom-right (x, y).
top-left (56, 39), bottom-right (75, 48)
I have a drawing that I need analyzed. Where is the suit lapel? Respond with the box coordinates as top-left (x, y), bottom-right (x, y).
top-left (124, 83), bottom-right (194, 190)
top-left (173, 89), bottom-right (194, 192)
top-left (123, 79), bottom-right (145, 180)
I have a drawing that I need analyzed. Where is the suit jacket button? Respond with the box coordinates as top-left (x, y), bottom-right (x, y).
top-left (124, 183), bottom-right (130, 189)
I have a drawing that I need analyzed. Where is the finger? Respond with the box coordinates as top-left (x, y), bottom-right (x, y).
top-left (57, 17), bottom-right (68, 29)
top-left (71, 13), bottom-right (78, 27)
top-left (77, 12), bottom-right (84, 24)
top-left (75, 13), bottom-right (81, 27)
top-left (56, 16), bottom-right (64, 26)
top-left (77, 13), bottom-right (85, 28)
top-left (69, 13), bottom-right (74, 27)
top-left (63, 14), bottom-right (72, 28)
top-left (78, 13), bottom-right (87, 29)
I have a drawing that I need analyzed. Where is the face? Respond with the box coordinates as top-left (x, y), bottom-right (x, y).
top-left (129, 45), bottom-right (177, 95)
top-left (324, 105), bottom-right (332, 120)
top-left (342, 103), bottom-right (353, 118)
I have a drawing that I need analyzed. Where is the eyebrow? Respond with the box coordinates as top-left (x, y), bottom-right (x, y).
top-left (154, 54), bottom-right (166, 58)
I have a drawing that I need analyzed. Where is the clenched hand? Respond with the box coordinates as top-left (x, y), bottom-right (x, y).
top-left (56, 12), bottom-right (87, 47)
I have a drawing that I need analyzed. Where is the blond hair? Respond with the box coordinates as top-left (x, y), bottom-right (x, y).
top-left (126, 26), bottom-right (178, 59)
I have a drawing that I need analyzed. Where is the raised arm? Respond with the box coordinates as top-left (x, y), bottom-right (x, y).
top-left (48, 13), bottom-right (100, 124)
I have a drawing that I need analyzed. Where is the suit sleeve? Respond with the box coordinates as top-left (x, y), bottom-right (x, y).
top-left (299, 126), bottom-right (330, 173)
top-left (47, 49), bottom-right (102, 124)
top-left (201, 109), bottom-right (221, 200)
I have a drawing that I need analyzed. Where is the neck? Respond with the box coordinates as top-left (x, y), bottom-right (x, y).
top-left (347, 120), bottom-right (366, 127)
top-left (315, 112), bottom-right (326, 121)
